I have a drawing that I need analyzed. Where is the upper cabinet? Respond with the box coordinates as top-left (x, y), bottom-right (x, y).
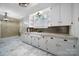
top-left (49, 3), bottom-right (72, 26)
top-left (60, 3), bottom-right (72, 26)
top-left (49, 4), bottom-right (60, 26)
top-left (29, 4), bottom-right (72, 28)
top-left (29, 7), bottom-right (51, 28)
top-left (34, 8), bottom-right (51, 28)
top-left (29, 14), bottom-right (34, 27)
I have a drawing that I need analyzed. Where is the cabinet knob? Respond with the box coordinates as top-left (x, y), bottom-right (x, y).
top-left (64, 39), bottom-right (67, 41)
top-left (71, 22), bottom-right (73, 24)
top-left (51, 37), bottom-right (53, 39)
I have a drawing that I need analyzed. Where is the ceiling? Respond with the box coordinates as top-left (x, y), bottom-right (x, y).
top-left (0, 3), bottom-right (38, 19)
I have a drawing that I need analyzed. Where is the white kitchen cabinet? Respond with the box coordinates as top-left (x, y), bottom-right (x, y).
top-left (62, 39), bottom-right (76, 49)
top-left (22, 32), bottom-right (77, 55)
top-left (29, 14), bottom-right (34, 27)
top-left (26, 35), bottom-right (32, 44)
top-left (55, 39), bottom-right (77, 56)
top-left (58, 39), bottom-right (76, 55)
top-left (33, 8), bottom-right (51, 28)
top-left (50, 4), bottom-right (60, 26)
top-left (60, 3), bottom-right (72, 26)
top-left (38, 36), bottom-right (47, 50)
top-left (23, 35), bottom-right (28, 43)
top-left (47, 37), bottom-right (63, 54)
top-left (46, 36), bottom-right (77, 55)
top-left (70, 4), bottom-right (79, 38)
top-left (20, 34), bottom-right (27, 42)
top-left (31, 36), bottom-right (39, 47)
top-left (40, 8), bottom-right (51, 28)
top-left (49, 3), bottom-right (72, 27)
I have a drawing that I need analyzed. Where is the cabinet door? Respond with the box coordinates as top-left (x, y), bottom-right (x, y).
top-left (54, 38), bottom-right (76, 56)
top-left (29, 15), bottom-right (34, 27)
top-left (72, 4), bottom-right (79, 38)
top-left (34, 8), bottom-right (50, 28)
top-left (47, 36), bottom-right (76, 55)
top-left (61, 39), bottom-right (76, 54)
top-left (21, 34), bottom-right (26, 42)
top-left (24, 35), bottom-right (28, 43)
top-left (60, 3), bottom-right (72, 26)
top-left (26, 35), bottom-right (32, 44)
top-left (62, 39), bottom-right (76, 48)
top-left (31, 36), bottom-right (39, 47)
top-left (41, 7), bottom-right (51, 28)
top-left (47, 37), bottom-right (61, 54)
top-left (50, 4), bottom-right (60, 26)
top-left (38, 36), bottom-right (47, 50)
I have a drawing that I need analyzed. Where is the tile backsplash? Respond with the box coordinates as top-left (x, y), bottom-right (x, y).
top-left (28, 26), bottom-right (70, 34)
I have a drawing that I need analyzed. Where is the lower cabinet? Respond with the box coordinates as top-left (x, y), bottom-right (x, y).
top-left (26, 35), bottom-right (32, 44)
top-left (46, 36), bottom-right (77, 55)
top-left (38, 36), bottom-right (47, 50)
top-left (21, 34), bottom-right (26, 42)
top-left (31, 36), bottom-right (39, 47)
top-left (46, 37), bottom-right (61, 54)
top-left (56, 39), bottom-right (77, 56)
top-left (21, 34), bottom-right (77, 56)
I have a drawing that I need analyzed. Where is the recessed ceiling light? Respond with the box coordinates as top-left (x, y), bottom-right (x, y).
top-left (19, 3), bottom-right (30, 7)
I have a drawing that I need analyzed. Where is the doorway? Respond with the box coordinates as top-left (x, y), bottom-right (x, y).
top-left (0, 20), bottom-right (20, 38)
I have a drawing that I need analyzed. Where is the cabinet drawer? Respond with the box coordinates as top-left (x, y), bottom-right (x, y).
top-left (62, 39), bottom-right (76, 49)
top-left (55, 39), bottom-right (76, 55)
top-left (47, 37), bottom-right (63, 53)
top-left (38, 36), bottom-right (47, 50)
top-left (54, 38), bottom-right (76, 49)
top-left (31, 36), bottom-right (39, 47)
top-left (46, 36), bottom-right (76, 55)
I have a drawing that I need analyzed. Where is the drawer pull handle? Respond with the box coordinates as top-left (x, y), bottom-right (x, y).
top-left (51, 37), bottom-right (53, 39)
top-left (64, 39), bottom-right (67, 41)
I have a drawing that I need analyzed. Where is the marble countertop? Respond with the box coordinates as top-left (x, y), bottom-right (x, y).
top-left (26, 32), bottom-right (78, 40)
